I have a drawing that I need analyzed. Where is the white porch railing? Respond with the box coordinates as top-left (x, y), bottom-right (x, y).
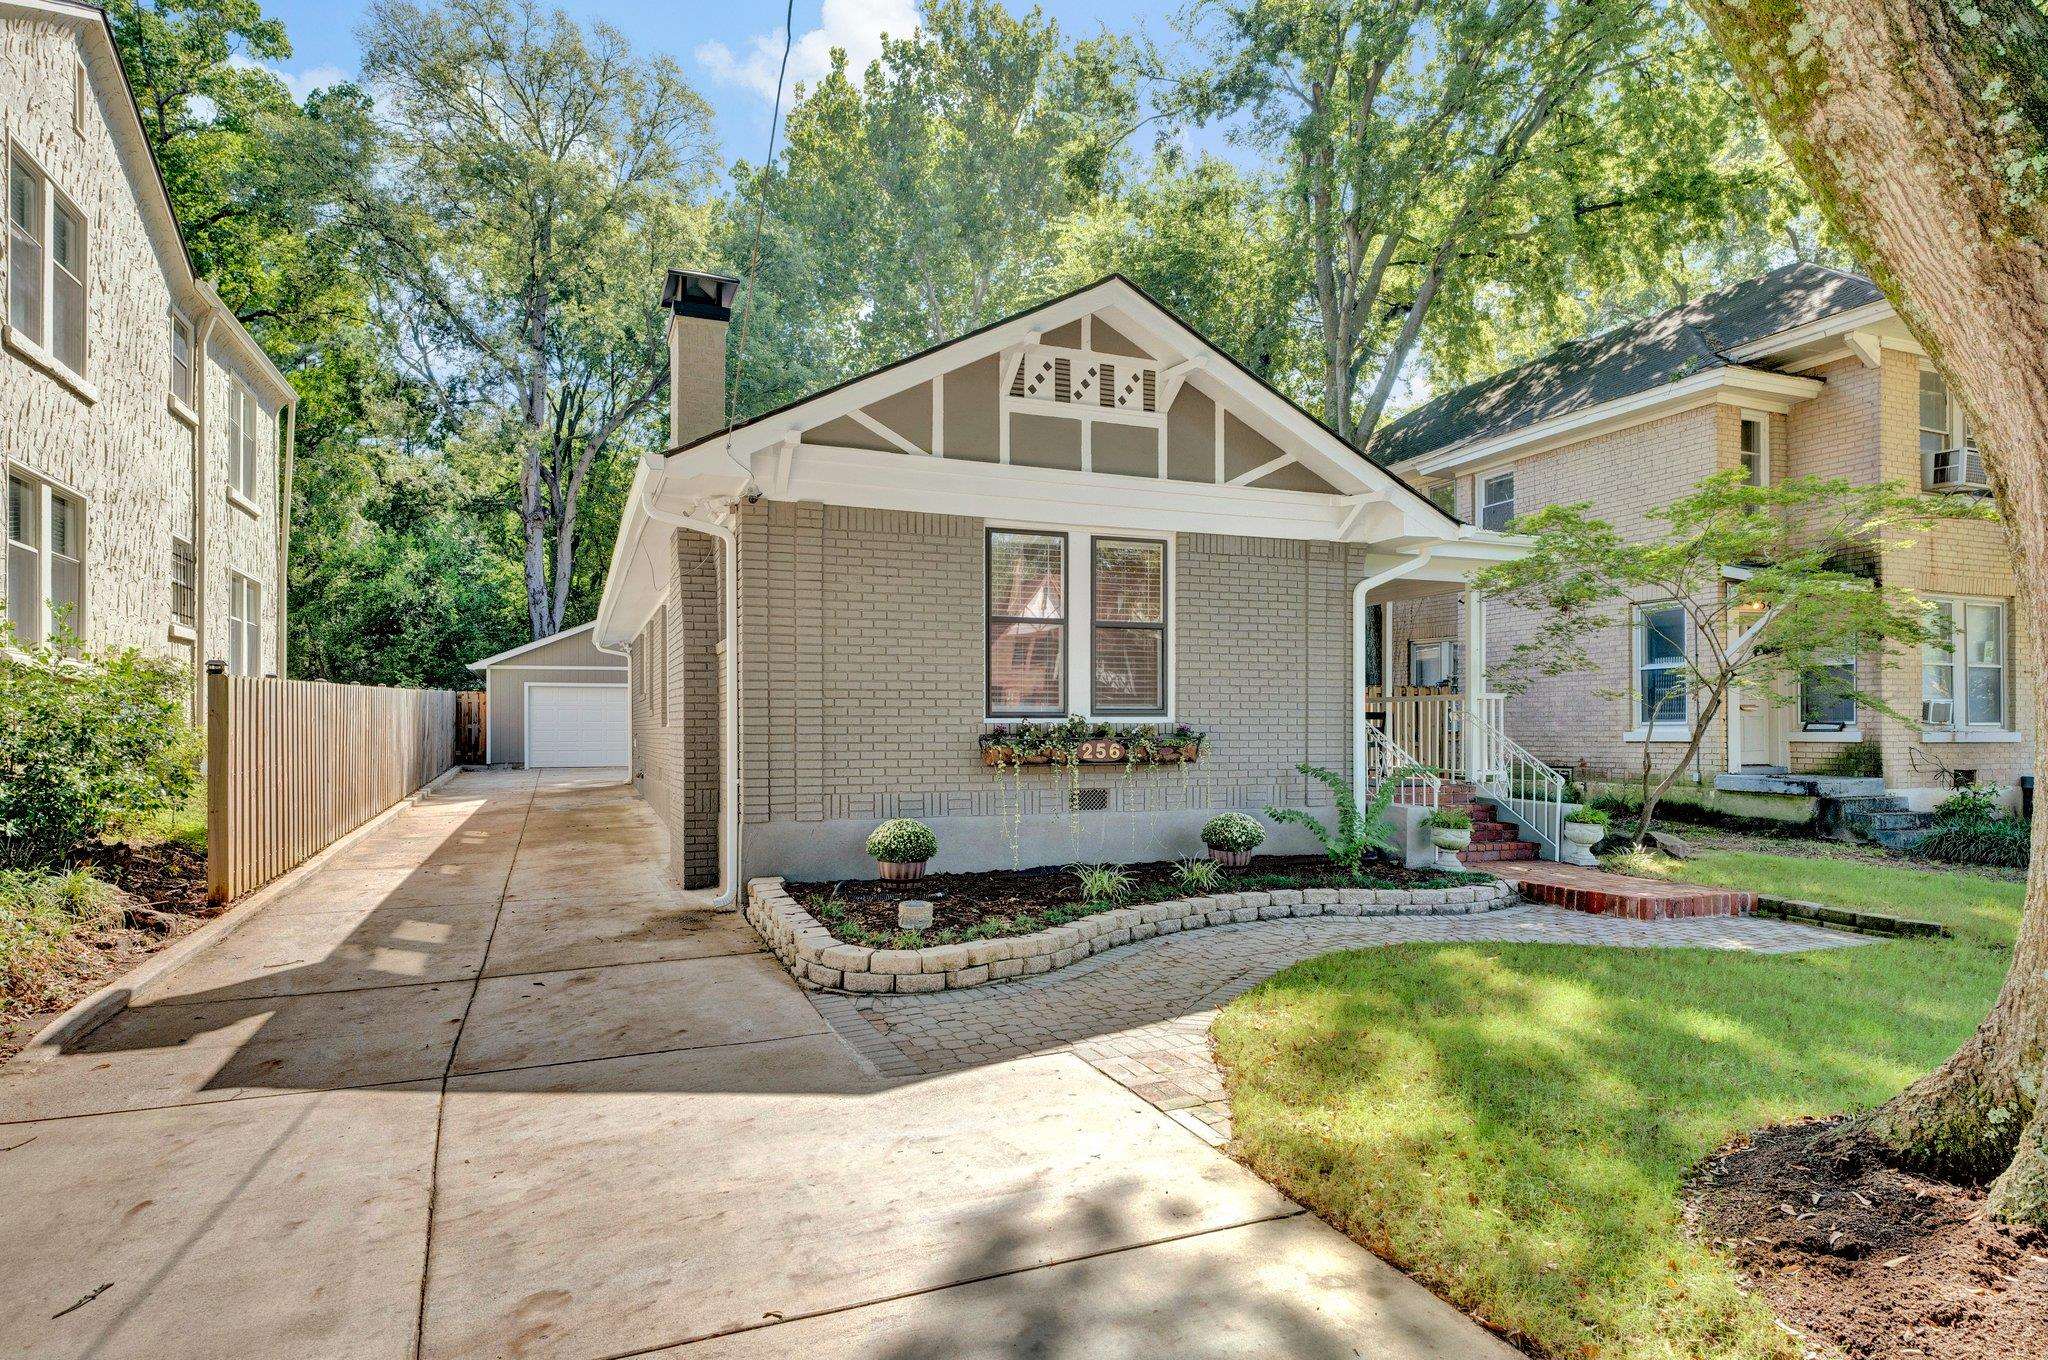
top-left (1359, 720), bottom-right (1441, 814)
top-left (1362, 688), bottom-right (1505, 779)
top-left (1457, 704), bottom-right (1567, 860)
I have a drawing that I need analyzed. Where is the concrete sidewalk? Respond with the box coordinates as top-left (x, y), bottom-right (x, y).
top-left (0, 769), bottom-right (1514, 1360)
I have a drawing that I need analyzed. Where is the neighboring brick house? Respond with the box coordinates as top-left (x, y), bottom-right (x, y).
top-left (2, 0), bottom-right (295, 707)
top-left (1374, 262), bottom-right (2029, 811)
top-left (596, 271), bottom-right (1527, 887)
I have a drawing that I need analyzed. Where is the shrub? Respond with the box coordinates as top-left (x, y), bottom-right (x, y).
top-left (1071, 863), bottom-right (1134, 905)
top-left (1566, 806), bottom-right (1611, 826)
top-left (1201, 812), bottom-right (1266, 854)
top-left (1266, 763), bottom-right (1417, 878)
top-left (0, 631), bottom-right (199, 869)
top-left (1, 867), bottom-right (121, 1015)
top-left (1932, 783), bottom-right (2003, 829)
top-left (1421, 809), bottom-right (1471, 830)
top-left (864, 818), bottom-right (937, 864)
top-left (1915, 821), bottom-right (2030, 869)
top-left (1172, 858), bottom-right (1221, 893)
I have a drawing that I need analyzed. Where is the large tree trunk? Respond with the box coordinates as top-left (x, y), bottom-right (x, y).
top-left (1692, 0), bottom-right (2048, 1224)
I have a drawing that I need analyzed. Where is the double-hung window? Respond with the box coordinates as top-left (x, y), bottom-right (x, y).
top-left (228, 574), bottom-right (261, 676)
top-left (1740, 414), bottom-right (1769, 486)
top-left (227, 382), bottom-right (263, 503)
top-left (987, 530), bottom-right (1068, 717)
top-left (170, 538), bottom-right (196, 628)
top-left (1920, 367), bottom-right (1983, 488)
top-left (986, 529), bottom-right (1171, 719)
top-left (1922, 597), bottom-right (2006, 730)
top-left (1480, 472), bottom-right (1516, 531)
top-left (1635, 603), bottom-right (1688, 728)
top-left (1799, 647), bottom-right (1857, 729)
top-left (1090, 539), bottom-right (1166, 714)
top-left (6, 471), bottom-right (83, 643)
top-left (169, 313), bottom-right (194, 410)
top-left (7, 153), bottom-right (87, 378)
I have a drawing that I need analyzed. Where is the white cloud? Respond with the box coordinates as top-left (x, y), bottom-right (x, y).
top-left (696, 0), bottom-right (918, 102)
top-left (226, 53), bottom-right (353, 103)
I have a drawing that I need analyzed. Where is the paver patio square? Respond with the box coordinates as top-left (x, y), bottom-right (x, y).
top-left (420, 1049), bottom-right (1297, 1360)
top-left (0, 1083), bottom-right (439, 1360)
top-left (481, 896), bottom-right (759, 976)
top-left (664, 1212), bottom-right (1520, 1359)
top-left (0, 981), bottom-right (469, 1120)
top-left (451, 952), bottom-right (825, 1074)
top-left (138, 897), bottom-right (498, 1004)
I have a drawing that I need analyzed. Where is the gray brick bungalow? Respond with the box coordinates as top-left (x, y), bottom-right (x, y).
top-left (594, 272), bottom-right (1532, 891)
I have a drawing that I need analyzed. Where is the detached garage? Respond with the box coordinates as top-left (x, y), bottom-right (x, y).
top-left (467, 623), bottom-right (629, 767)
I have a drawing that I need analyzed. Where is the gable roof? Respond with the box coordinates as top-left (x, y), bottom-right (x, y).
top-left (466, 621), bottom-right (613, 671)
top-left (665, 272), bottom-right (1460, 528)
top-left (1370, 263), bottom-right (1885, 468)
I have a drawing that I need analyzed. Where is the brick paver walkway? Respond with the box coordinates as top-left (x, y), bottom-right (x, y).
top-left (817, 904), bottom-right (1865, 1145)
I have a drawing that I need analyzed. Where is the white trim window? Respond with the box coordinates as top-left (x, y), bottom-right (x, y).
top-left (227, 381), bottom-right (264, 502)
top-left (986, 528), bottom-right (1174, 720)
top-left (1739, 413), bottom-right (1769, 486)
top-left (7, 151), bottom-right (88, 379)
top-left (1922, 596), bottom-right (2006, 730)
top-left (8, 155), bottom-right (46, 349)
top-left (1919, 366), bottom-right (1983, 488)
top-left (1408, 639), bottom-right (1459, 689)
top-left (986, 529), bottom-right (1068, 717)
top-left (1480, 471), bottom-right (1516, 531)
top-left (1798, 646), bottom-right (1857, 729)
top-left (6, 471), bottom-right (83, 643)
top-left (1635, 602), bottom-right (1689, 729)
top-left (169, 312), bottom-right (195, 410)
top-left (228, 573), bottom-right (262, 676)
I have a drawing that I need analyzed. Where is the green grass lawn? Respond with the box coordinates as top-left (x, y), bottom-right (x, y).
top-left (1213, 850), bottom-right (2022, 1360)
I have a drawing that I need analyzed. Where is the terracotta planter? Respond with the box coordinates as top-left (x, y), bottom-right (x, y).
top-left (1209, 848), bottom-right (1255, 868)
top-left (877, 860), bottom-right (928, 882)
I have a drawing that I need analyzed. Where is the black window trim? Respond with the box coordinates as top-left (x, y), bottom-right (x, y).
top-left (985, 526), bottom-right (1068, 719)
top-left (1090, 535), bottom-right (1169, 717)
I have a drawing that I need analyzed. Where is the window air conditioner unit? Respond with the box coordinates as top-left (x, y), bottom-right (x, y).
top-left (1929, 445), bottom-right (1989, 493)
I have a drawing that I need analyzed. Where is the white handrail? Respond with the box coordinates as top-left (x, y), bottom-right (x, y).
top-left (1456, 704), bottom-right (1567, 859)
top-left (1359, 720), bottom-right (1441, 815)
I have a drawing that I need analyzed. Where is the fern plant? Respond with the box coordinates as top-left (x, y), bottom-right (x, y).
top-left (1265, 763), bottom-right (1421, 879)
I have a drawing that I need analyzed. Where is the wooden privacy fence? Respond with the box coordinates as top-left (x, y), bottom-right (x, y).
top-left (206, 667), bottom-right (459, 902)
top-left (455, 690), bottom-right (488, 764)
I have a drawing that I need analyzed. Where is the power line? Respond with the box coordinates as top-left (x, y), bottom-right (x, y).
top-left (723, 0), bottom-right (797, 443)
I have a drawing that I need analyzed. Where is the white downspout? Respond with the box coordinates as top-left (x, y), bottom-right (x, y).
top-left (637, 477), bottom-right (742, 908)
top-left (1352, 548), bottom-right (1435, 795)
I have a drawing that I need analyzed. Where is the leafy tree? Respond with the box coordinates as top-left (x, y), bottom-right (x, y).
top-left (723, 0), bottom-right (1137, 419)
top-left (1051, 153), bottom-right (1306, 382)
top-left (350, 0), bottom-right (718, 638)
top-left (1475, 472), bottom-right (1988, 846)
top-left (1186, 0), bottom-right (1797, 444)
top-left (1691, 0), bottom-right (2048, 1225)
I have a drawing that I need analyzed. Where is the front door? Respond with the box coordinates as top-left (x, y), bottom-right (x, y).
top-left (1730, 681), bottom-right (1787, 772)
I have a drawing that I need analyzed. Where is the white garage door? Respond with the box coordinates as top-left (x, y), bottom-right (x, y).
top-left (525, 683), bottom-right (629, 767)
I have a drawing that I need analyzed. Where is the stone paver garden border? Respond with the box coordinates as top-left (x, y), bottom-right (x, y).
top-left (745, 875), bottom-right (1519, 994)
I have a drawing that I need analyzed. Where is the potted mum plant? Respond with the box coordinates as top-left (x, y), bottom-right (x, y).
top-left (1421, 808), bottom-right (1472, 868)
top-left (1201, 812), bottom-right (1265, 868)
top-left (1563, 806), bottom-right (1609, 849)
top-left (866, 818), bottom-right (938, 881)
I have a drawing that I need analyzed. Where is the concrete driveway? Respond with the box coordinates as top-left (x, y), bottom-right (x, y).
top-left (0, 769), bottom-right (1513, 1360)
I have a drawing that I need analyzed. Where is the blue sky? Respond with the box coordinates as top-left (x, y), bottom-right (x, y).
top-left (258, 0), bottom-right (1218, 169)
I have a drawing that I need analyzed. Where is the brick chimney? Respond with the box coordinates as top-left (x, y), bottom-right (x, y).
top-left (661, 269), bottom-right (741, 449)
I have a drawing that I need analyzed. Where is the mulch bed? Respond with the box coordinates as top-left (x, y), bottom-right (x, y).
top-left (1688, 1117), bottom-right (2048, 1360)
top-left (789, 855), bottom-right (1478, 939)
top-left (1, 841), bottom-right (219, 1062)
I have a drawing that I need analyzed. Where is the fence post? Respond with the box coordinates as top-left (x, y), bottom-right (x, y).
top-left (204, 661), bottom-right (230, 903)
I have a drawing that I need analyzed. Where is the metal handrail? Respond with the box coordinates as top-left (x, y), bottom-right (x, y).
top-left (1456, 703), bottom-right (1567, 859)
top-left (1359, 719), bottom-right (1441, 815)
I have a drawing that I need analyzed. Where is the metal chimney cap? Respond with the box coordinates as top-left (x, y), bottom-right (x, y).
top-left (663, 269), bottom-right (742, 321)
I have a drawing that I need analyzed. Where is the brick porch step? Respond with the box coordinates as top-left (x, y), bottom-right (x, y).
top-left (1486, 861), bottom-right (1755, 922)
top-left (1459, 840), bottom-right (1538, 863)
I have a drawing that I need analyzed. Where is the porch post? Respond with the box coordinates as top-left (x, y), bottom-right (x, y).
top-left (1462, 585), bottom-right (1487, 783)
